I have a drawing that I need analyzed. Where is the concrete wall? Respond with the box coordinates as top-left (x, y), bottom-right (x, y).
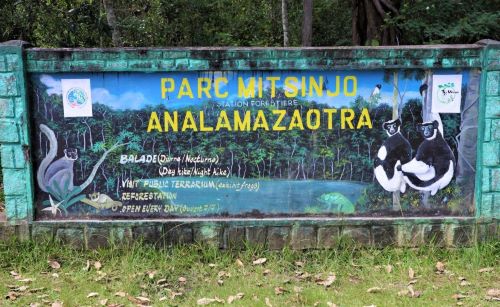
top-left (0, 41), bottom-right (498, 248)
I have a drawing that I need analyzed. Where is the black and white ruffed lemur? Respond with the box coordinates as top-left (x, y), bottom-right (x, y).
top-left (400, 120), bottom-right (455, 195)
top-left (374, 118), bottom-right (412, 193)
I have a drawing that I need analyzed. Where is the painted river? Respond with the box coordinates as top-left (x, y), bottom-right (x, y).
top-left (145, 177), bottom-right (368, 216)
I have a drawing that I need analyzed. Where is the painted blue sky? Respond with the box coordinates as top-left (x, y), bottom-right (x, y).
top-left (35, 70), bottom-right (469, 111)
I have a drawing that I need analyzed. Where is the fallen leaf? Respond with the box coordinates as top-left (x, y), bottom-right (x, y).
top-left (51, 302), bottom-right (63, 307)
top-left (435, 261), bottom-right (445, 273)
top-left (349, 275), bottom-right (362, 284)
top-left (19, 278), bottom-right (34, 283)
top-left (178, 277), bottom-right (187, 283)
top-left (397, 289), bottom-right (410, 297)
top-left (159, 296), bottom-right (168, 301)
top-left (385, 265), bottom-right (393, 273)
top-left (227, 293), bottom-right (244, 304)
top-left (253, 258), bottom-right (267, 265)
top-left (30, 288), bottom-right (45, 293)
top-left (367, 287), bottom-right (382, 293)
top-left (135, 296), bottom-right (150, 303)
top-left (197, 297), bottom-right (224, 305)
top-left (115, 291), bottom-right (127, 297)
top-left (168, 290), bottom-right (183, 300)
top-left (217, 279), bottom-right (224, 286)
top-left (459, 280), bottom-right (471, 286)
top-left (317, 274), bottom-right (336, 287)
top-left (293, 286), bottom-right (303, 293)
top-left (478, 267), bottom-right (494, 273)
top-left (208, 263), bottom-right (216, 268)
top-left (274, 287), bottom-right (286, 295)
top-left (14, 285), bottom-right (29, 292)
top-left (94, 261), bottom-right (102, 270)
top-left (87, 292), bottom-right (99, 298)
top-left (263, 269), bottom-right (271, 276)
top-left (10, 271), bottom-right (19, 276)
top-left (146, 270), bottom-right (157, 279)
top-left (406, 285), bottom-right (421, 298)
top-left (327, 303), bottom-right (337, 307)
top-left (99, 299), bottom-right (108, 306)
top-left (486, 288), bottom-right (500, 300)
top-left (265, 297), bottom-right (272, 307)
top-left (6, 291), bottom-right (18, 300)
top-left (295, 271), bottom-right (311, 280)
top-left (408, 279), bottom-right (418, 285)
top-left (236, 259), bottom-right (244, 267)
top-left (51, 273), bottom-right (59, 278)
top-left (408, 268), bottom-right (415, 279)
top-left (452, 293), bottom-right (468, 300)
top-left (217, 271), bottom-right (230, 278)
top-left (295, 261), bottom-right (304, 267)
top-left (48, 260), bottom-right (61, 270)
top-left (30, 303), bottom-right (40, 307)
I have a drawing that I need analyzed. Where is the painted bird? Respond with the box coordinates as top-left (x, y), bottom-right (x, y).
top-left (419, 84), bottom-right (428, 96)
top-left (370, 84), bottom-right (382, 98)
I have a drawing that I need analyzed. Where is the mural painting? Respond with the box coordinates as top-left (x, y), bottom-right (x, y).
top-left (29, 69), bottom-right (479, 219)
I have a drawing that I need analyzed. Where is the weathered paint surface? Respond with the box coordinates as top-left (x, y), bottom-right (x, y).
top-left (476, 42), bottom-right (500, 219)
top-left (0, 41), bottom-right (498, 247)
top-left (0, 41), bottom-right (34, 223)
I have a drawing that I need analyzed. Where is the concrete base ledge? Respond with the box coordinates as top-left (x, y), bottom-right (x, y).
top-left (1, 218), bottom-right (497, 250)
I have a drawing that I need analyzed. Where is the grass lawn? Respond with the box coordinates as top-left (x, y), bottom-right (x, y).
top-left (0, 240), bottom-right (498, 306)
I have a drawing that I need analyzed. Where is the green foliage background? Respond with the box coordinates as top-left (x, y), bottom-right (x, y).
top-left (1, 0), bottom-right (498, 48)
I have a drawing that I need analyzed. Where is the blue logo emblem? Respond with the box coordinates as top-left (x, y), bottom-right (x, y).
top-left (66, 87), bottom-right (88, 108)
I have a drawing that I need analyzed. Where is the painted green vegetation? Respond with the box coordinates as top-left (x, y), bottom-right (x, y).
top-left (0, 240), bottom-right (498, 306)
top-left (30, 70), bottom-right (474, 219)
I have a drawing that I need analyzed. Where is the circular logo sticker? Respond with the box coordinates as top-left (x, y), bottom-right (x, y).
top-left (66, 87), bottom-right (88, 108)
top-left (437, 82), bottom-right (459, 105)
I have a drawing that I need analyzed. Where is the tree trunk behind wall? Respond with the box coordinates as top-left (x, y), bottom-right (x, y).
top-left (351, 0), bottom-right (400, 46)
top-left (302, 0), bottom-right (313, 46)
top-left (282, 0), bottom-right (290, 47)
top-left (102, 0), bottom-right (122, 47)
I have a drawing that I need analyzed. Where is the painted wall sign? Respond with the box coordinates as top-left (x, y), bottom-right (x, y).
top-left (30, 69), bottom-right (478, 219)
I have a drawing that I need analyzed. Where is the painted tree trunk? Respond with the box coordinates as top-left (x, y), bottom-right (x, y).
top-left (392, 71), bottom-right (401, 211)
top-left (421, 70), bottom-right (433, 208)
top-left (456, 69), bottom-right (480, 213)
